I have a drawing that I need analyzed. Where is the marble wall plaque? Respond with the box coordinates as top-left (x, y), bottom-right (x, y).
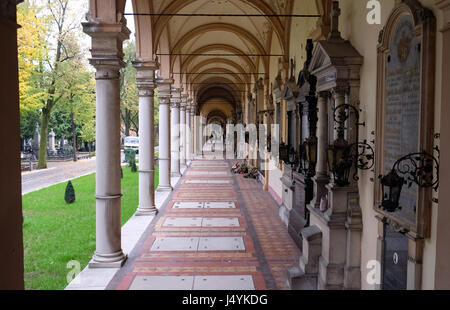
top-left (383, 15), bottom-right (421, 225)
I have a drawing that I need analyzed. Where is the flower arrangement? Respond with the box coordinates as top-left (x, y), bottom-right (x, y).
top-left (231, 161), bottom-right (259, 179)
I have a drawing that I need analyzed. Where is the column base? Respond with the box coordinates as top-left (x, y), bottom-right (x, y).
top-left (171, 172), bottom-right (182, 177)
top-left (89, 251), bottom-right (127, 269)
top-left (136, 206), bottom-right (158, 216)
top-left (157, 185), bottom-right (173, 192)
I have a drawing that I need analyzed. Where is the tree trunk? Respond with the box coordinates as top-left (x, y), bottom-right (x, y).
top-left (38, 112), bottom-right (50, 169)
top-left (72, 112), bottom-right (77, 162)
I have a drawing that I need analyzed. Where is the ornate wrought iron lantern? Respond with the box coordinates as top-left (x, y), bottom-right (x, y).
top-left (379, 150), bottom-right (440, 213)
top-left (301, 137), bottom-right (317, 177)
top-left (327, 103), bottom-right (375, 187)
top-left (328, 136), bottom-right (352, 186)
top-left (279, 142), bottom-right (289, 163)
top-left (380, 169), bottom-right (404, 212)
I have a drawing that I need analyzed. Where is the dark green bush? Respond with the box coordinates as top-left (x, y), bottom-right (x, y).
top-left (64, 181), bottom-right (75, 204)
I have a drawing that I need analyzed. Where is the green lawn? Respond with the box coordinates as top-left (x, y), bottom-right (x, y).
top-left (22, 165), bottom-right (159, 290)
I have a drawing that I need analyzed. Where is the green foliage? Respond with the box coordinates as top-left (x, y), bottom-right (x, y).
top-left (125, 148), bottom-right (137, 163)
top-left (17, 0), bottom-right (94, 168)
top-left (120, 41), bottom-right (139, 137)
top-left (130, 159), bottom-right (138, 173)
top-left (64, 181), bottom-right (75, 204)
top-left (80, 119), bottom-right (96, 145)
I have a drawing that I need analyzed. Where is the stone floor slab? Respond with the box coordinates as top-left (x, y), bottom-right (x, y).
top-left (185, 180), bottom-right (209, 184)
top-left (163, 217), bottom-right (203, 227)
top-left (198, 237), bottom-right (245, 251)
top-left (202, 218), bottom-right (240, 227)
top-left (204, 202), bottom-right (236, 209)
top-left (150, 237), bottom-right (199, 251)
top-left (129, 276), bottom-right (194, 290)
top-left (173, 202), bottom-right (204, 209)
top-left (193, 275), bottom-right (255, 290)
top-left (207, 180), bottom-right (231, 184)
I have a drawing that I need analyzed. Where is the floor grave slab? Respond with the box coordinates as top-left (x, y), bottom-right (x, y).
top-left (173, 202), bottom-right (204, 209)
top-left (150, 237), bottom-right (199, 251)
top-left (163, 218), bottom-right (203, 227)
top-left (198, 237), bottom-right (245, 251)
top-left (207, 180), bottom-right (231, 184)
top-left (202, 218), bottom-right (240, 227)
top-left (185, 180), bottom-right (209, 184)
top-left (193, 275), bottom-right (255, 290)
top-left (204, 202), bottom-right (236, 209)
top-left (185, 180), bottom-right (231, 184)
top-left (129, 276), bottom-right (194, 290)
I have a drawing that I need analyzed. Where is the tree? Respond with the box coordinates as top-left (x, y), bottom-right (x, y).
top-left (120, 41), bottom-right (139, 137)
top-left (17, 2), bottom-right (48, 141)
top-left (80, 119), bottom-right (96, 154)
top-left (56, 58), bottom-right (95, 161)
top-left (36, 0), bottom-right (89, 169)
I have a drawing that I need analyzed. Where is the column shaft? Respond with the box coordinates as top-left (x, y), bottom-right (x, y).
top-left (135, 62), bottom-right (157, 216)
top-left (156, 79), bottom-right (173, 191)
top-left (310, 91), bottom-right (331, 208)
top-left (90, 67), bottom-right (127, 267)
top-left (0, 4), bottom-right (25, 289)
top-left (186, 107), bottom-right (191, 161)
top-left (171, 99), bottom-right (181, 177)
top-left (180, 103), bottom-right (187, 168)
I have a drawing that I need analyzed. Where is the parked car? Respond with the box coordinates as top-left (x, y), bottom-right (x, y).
top-left (124, 136), bottom-right (139, 154)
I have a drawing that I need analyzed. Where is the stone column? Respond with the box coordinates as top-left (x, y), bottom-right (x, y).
top-left (170, 88), bottom-right (182, 177)
top-left (310, 91), bottom-right (331, 208)
top-left (435, 0), bottom-right (450, 290)
top-left (156, 79), bottom-right (173, 192)
top-left (134, 60), bottom-right (158, 216)
top-left (83, 21), bottom-right (130, 268)
top-left (179, 94), bottom-right (188, 168)
top-left (186, 104), bottom-right (192, 162)
top-left (332, 89), bottom-right (346, 139)
top-left (0, 0), bottom-right (25, 289)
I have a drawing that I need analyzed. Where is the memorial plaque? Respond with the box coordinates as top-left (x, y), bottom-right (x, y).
top-left (376, 2), bottom-right (436, 238)
top-left (383, 15), bottom-right (421, 225)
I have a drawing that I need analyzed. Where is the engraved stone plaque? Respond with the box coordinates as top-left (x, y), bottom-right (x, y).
top-left (376, 2), bottom-right (436, 237)
top-left (383, 15), bottom-right (421, 226)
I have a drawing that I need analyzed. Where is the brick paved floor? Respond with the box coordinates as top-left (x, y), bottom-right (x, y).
top-left (106, 159), bottom-right (301, 290)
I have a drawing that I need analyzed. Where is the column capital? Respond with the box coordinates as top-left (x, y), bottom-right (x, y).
top-left (170, 88), bottom-right (182, 108)
top-left (157, 78), bottom-right (173, 102)
top-left (134, 60), bottom-right (158, 95)
top-left (82, 21), bottom-right (130, 76)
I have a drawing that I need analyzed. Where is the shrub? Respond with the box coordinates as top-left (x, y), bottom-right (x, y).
top-left (64, 181), bottom-right (76, 204)
top-left (130, 159), bottom-right (138, 173)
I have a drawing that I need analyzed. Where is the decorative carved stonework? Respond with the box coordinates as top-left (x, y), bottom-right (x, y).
top-left (374, 0), bottom-right (436, 238)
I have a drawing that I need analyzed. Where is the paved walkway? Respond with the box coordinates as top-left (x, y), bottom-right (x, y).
top-left (21, 158), bottom-right (97, 195)
top-left (105, 158), bottom-right (301, 290)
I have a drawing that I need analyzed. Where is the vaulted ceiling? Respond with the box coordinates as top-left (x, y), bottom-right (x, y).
top-left (126, 0), bottom-right (324, 116)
